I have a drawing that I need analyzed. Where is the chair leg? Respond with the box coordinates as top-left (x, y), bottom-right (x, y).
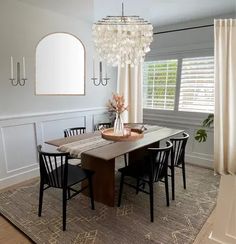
top-left (149, 182), bottom-right (154, 222)
top-left (38, 181), bottom-right (44, 217)
top-left (136, 178), bottom-right (140, 194)
top-left (118, 173), bottom-right (124, 207)
top-left (68, 188), bottom-right (71, 200)
top-left (124, 154), bottom-right (128, 167)
top-left (165, 175), bottom-right (170, 207)
top-left (88, 176), bottom-right (95, 210)
top-left (62, 188), bottom-right (67, 231)
top-left (182, 162), bottom-right (186, 189)
top-left (171, 166), bottom-right (175, 200)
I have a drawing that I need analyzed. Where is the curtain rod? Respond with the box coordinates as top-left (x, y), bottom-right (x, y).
top-left (154, 24), bottom-right (213, 35)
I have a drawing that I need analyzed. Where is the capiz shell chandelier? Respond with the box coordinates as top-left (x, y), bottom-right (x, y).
top-left (92, 2), bottom-right (153, 67)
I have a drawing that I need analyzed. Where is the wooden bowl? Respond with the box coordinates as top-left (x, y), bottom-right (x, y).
top-left (101, 128), bottom-right (144, 142)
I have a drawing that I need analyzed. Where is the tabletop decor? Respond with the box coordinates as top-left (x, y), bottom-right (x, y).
top-left (107, 93), bottom-right (128, 135)
top-left (92, 2), bottom-right (153, 67)
top-left (101, 127), bottom-right (144, 142)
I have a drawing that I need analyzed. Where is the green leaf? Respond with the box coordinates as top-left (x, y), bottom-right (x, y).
top-left (202, 114), bottom-right (214, 128)
top-left (195, 129), bottom-right (207, 143)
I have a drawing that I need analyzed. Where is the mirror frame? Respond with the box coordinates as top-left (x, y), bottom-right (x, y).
top-left (35, 32), bottom-right (86, 96)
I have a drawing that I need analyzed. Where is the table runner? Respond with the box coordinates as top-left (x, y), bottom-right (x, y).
top-left (58, 125), bottom-right (162, 158)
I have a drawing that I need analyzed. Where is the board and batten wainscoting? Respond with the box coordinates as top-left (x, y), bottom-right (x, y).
top-left (144, 109), bottom-right (213, 168)
top-left (0, 108), bottom-right (109, 190)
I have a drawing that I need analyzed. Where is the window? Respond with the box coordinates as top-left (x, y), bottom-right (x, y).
top-left (143, 60), bottom-right (178, 110)
top-left (143, 55), bottom-right (214, 113)
top-left (179, 57), bottom-right (214, 113)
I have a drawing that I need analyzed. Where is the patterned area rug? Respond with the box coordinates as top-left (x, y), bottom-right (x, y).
top-left (0, 162), bottom-right (219, 244)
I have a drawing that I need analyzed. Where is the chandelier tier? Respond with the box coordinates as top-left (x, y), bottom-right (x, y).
top-left (92, 3), bottom-right (153, 67)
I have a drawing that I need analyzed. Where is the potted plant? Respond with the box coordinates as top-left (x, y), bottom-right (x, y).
top-left (195, 114), bottom-right (214, 142)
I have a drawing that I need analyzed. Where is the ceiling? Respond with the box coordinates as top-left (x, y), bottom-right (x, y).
top-left (17, 0), bottom-right (93, 22)
top-left (94, 0), bottom-right (236, 26)
top-left (17, 0), bottom-right (236, 26)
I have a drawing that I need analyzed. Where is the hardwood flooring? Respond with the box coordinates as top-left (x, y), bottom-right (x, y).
top-left (0, 215), bottom-right (31, 244)
top-left (193, 209), bottom-right (215, 244)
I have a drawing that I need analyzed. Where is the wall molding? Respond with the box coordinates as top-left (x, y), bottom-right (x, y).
top-left (0, 167), bottom-right (39, 190)
top-left (0, 107), bottom-right (109, 189)
top-left (0, 107), bottom-right (107, 122)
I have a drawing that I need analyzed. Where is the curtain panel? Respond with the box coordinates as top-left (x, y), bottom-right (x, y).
top-left (117, 64), bottom-right (143, 123)
top-left (214, 19), bottom-right (236, 174)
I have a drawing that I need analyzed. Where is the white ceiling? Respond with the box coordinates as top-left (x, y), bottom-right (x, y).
top-left (94, 0), bottom-right (236, 26)
top-left (17, 0), bottom-right (236, 26)
top-left (16, 0), bottom-right (93, 22)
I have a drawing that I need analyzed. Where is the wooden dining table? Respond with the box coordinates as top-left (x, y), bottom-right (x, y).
top-left (46, 126), bottom-right (184, 207)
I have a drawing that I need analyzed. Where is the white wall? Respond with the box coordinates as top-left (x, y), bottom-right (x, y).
top-left (0, 0), bottom-right (116, 188)
top-left (0, 0), bottom-right (116, 117)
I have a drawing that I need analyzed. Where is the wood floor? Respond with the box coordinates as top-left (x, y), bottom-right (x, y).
top-left (0, 215), bottom-right (32, 244)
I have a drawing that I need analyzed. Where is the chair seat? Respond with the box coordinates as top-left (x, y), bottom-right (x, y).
top-left (118, 160), bottom-right (149, 179)
top-left (68, 158), bottom-right (81, 166)
top-left (68, 165), bottom-right (93, 187)
top-left (50, 165), bottom-right (94, 187)
top-left (119, 160), bottom-right (165, 182)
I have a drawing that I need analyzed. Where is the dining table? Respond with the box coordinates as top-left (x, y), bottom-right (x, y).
top-left (45, 125), bottom-right (184, 207)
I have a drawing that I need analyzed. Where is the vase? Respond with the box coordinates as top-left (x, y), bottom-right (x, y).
top-left (114, 112), bottom-right (124, 135)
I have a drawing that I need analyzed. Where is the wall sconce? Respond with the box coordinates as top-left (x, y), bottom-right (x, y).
top-left (91, 61), bottom-right (110, 86)
top-left (10, 56), bottom-right (27, 86)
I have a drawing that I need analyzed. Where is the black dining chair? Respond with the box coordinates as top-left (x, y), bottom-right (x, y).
top-left (64, 126), bottom-right (86, 137)
top-left (169, 132), bottom-right (189, 200)
top-left (37, 145), bottom-right (95, 231)
top-left (94, 122), bottom-right (112, 131)
top-left (63, 127), bottom-right (86, 166)
top-left (118, 141), bottom-right (173, 222)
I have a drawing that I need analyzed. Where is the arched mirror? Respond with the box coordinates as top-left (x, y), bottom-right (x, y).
top-left (36, 33), bottom-right (85, 95)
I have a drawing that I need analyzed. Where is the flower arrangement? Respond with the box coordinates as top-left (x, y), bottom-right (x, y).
top-left (107, 93), bottom-right (128, 114)
top-left (107, 93), bottom-right (128, 135)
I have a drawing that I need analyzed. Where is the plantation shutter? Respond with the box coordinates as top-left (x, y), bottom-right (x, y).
top-left (143, 60), bottom-right (178, 110)
top-left (179, 56), bottom-right (214, 113)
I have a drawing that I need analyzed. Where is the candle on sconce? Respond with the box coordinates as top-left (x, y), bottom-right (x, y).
top-left (10, 56), bottom-right (13, 79)
top-left (99, 61), bottom-right (102, 81)
top-left (22, 57), bottom-right (26, 79)
top-left (92, 58), bottom-right (95, 78)
top-left (105, 62), bottom-right (108, 78)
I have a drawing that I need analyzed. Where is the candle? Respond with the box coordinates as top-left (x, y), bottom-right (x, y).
top-left (92, 58), bottom-right (95, 78)
top-left (22, 57), bottom-right (26, 79)
top-left (105, 62), bottom-right (108, 78)
top-left (99, 61), bottom-right (102, 81)
top-left (17, 62), bottom-right (20, 82)
top-left (10, 56), bottom-right (13, 79)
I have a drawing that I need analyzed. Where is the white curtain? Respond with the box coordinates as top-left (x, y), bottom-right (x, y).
top-left (117, 64), bottom-right (143, 123)
top-left (214, 19), bottom-right (236, 174)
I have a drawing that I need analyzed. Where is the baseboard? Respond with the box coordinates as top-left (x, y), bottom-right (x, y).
top-left (0, 168), bottom-right (39, 190)
top-left (186, 155), bottom-right (213, 169)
